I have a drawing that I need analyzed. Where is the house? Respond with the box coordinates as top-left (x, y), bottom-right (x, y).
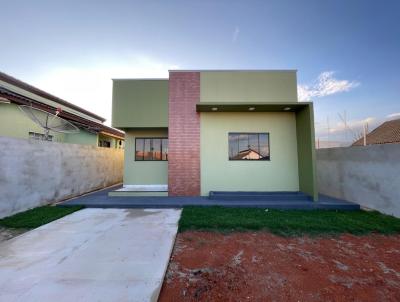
top-left (352, 118), bottom-right (400, 146)
top-left (0, 71), bottom-right (124, 148)
top-left (111, 70), bottom-right (317, 200)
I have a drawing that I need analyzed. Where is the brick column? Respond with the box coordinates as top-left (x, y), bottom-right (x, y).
top-left (168, 72), bottom-right (201, 196)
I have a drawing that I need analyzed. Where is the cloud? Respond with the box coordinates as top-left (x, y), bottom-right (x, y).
top-left (387, 112), bottom-right (400, 120)
top-left (30, 55), bottom-right (179, 126)
top-left (232, 26), bottom-right (240, 42)
top-left (315, 116), bottom-right (378, 143)
top-left (330, 117), bottom-right (376, 134)
top-left (298, 71), bottom-right (359, 101)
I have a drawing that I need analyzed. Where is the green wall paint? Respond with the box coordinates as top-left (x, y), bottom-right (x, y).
top-left (0, 103), bottom-right (100, 146)
top-left (200, 112), bottom-right (299, 196)
top-left (64, 130), bottom-right (98, 146)
top-left (123, 129), bottom-right (168, 185)
top-left (296, 104), bottom-right (318, 201)
top-left (112, 79), bottom-right (168, 129)
top-left (0, 103), bottom-right (65, 142)
top-left (200, 71), bottom-right (298, 103)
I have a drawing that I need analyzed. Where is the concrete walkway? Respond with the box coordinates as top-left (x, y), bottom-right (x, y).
top-left (0, 208), bottom-right (181, 302)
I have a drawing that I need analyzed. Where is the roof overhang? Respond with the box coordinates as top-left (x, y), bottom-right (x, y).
top-left (196, 102), bottom-right (311, 113)
top-left (0, 88), bottom-right (124, 138)
top-left (0, 71), bottom-right (106, 122)
top-left (99, 131), bottom-right (125, 140)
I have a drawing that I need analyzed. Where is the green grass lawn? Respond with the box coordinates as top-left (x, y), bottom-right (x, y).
top-left (0, 205), bottom-right (83, 229)
top-left (179, 207), bottom-right (400, 236)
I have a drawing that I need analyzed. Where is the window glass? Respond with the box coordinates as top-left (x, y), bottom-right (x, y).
top-left (162, 138), bottom-right (168, 160)
top-left (258, 133), bottom-right (269, 158)
top-left (144, 139), bottom-right (152, 160)
top-left (152, 138), bottom-right (162, 160)
top-left (135, 139), bottom-right (144, 160)
top-left (29, 131), bottom-right (53, 141)
top-left (135, 138), bottom-right (168, 161)
top-left (228, 133), bottom-right (270, 160)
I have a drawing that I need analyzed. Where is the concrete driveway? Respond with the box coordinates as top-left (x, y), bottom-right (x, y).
top-left (0, 208), bottom-right (181, 302)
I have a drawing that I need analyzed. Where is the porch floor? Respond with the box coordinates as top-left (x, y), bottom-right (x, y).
top-left (59, 185), bottom-right (360, 211)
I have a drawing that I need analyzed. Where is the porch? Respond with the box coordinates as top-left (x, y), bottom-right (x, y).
top-left (60, 185), bottom-right (360, 210)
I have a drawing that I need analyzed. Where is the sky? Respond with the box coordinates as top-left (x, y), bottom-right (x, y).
top-left (1, 0), bottom-right (399, 143)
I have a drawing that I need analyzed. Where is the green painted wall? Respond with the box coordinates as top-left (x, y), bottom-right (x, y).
top-left (200, 112), bottom-right (299, 195)
top-left (200, 71), bottom-right (298, 103)
top-left (0, 103), bottom-right (65, 142)
top-left (0, 103), bottom-right (98, 146)
top-left (65, 130), bottom-right (98, 146)
top-left (112, 79), bottom-right (168, 129)
top-left (296, 104), bottom-right (318, 201)
top-left (123, 129), bottom-right (168, 185)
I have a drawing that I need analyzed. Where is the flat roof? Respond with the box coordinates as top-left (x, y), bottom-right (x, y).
top-left (112, 78), bottom-right (168, 81)
top-left (112, 70), bottom-right (297, 80)
top-left (169, 69), bottom-right (297, 73)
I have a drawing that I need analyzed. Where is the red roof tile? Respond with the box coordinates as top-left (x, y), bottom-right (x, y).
top-left (352, 119), bottom-right (400, 146)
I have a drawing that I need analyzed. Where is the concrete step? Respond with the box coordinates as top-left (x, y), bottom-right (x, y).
top-left (65, 200), bottom-right (359, 210)
top-left (211, 191), bottom-right (304, 195)
top-left (209, 191), bottom-right (311, 201)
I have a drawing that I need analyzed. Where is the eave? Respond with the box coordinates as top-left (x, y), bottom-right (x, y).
top-left (196, 102), bottom-right (312, 113)
top-left (0, 88), bottom-right (124, 138)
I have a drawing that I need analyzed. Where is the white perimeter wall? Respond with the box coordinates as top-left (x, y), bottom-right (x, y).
top-left (317, 144), bottom-right (400, 217)
top-left (0, 136), bottom-right (124, 218)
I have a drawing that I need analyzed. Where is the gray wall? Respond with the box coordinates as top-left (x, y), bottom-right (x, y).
top-left (317, 144), bottom-right (400, 217)
top-left (0, 137), bottom-right (124, 218)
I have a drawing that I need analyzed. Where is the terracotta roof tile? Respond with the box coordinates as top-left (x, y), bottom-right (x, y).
top-left (352, 119), bottom-right (400, 146)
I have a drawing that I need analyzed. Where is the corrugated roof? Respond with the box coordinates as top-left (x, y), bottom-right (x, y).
top-left (352, 119), bottom-right (400, 146)
top-left (0, 86), bottom-right (124, 139)
top-left (0, 71), bottom-right (106, 122)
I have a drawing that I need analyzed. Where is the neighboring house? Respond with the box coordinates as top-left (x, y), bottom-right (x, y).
top-left (0, 71), bottom-right (124, 148)
top-left (352, 118), bottom-right (400, 146)
top-left (230, 148), bottom-right (267, 160)
top-left (112, 70), bottom-right (317, 200)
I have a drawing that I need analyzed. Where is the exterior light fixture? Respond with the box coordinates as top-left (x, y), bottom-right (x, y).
top-left (211, 107), bottom-right (218, 111)
top-left (248, 107), bottom-right (255, 111)
top-left (0, 97), bottom-right (11, 104)
top-left (283, 107), bottom-right (291, 111)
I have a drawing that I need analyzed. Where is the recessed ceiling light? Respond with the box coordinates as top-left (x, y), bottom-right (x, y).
top-left (283, 107), bottom-right (291, 111)
top-left (211, 107), bottom-right (218, 111)
top-left (248, 107), bottom-right (255, 111)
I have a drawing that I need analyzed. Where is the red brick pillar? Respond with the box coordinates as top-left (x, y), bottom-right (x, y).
top-left (168, 71), bottom-right (201, 196)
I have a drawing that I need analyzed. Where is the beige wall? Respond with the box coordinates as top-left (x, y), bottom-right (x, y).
top-left (200, 71), bottom-right (298, 103)
top-left (124, 129), bottom-right (168, 185)
top-left (200, 112), bottom-right (299, 195)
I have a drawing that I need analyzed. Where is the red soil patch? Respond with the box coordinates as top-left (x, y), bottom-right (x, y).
top-left (159, 232), bottom-right (400, 302)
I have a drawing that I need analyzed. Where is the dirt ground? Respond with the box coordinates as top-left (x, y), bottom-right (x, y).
top-left (159, 231), bottom-right (400, 302)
